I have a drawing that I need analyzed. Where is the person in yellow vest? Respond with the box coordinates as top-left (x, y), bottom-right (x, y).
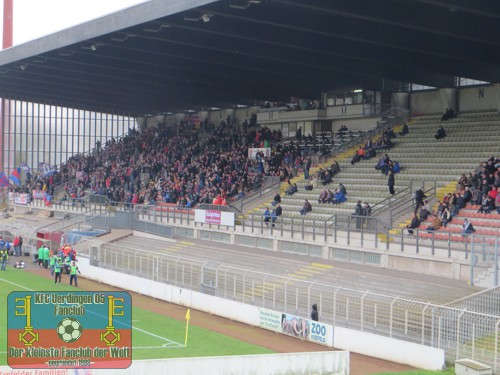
top-left (43, 246), bottom-right (50, 269)
top-left (49, 253), bottom-right (56, 276)
top-left (69, 261), bottom-right (81, 287)
top-left (54, 259), bottom-right (62, 284)
top-left (64, 256), bottom-right (72, 275)
top-left (1, 249), bottom-right (8, 270)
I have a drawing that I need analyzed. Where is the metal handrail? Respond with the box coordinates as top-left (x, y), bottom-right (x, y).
top-left (229, 176), bottom-right (281, 213)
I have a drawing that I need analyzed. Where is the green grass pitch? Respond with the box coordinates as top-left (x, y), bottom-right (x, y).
top-left (0, 269), bottom-right (273, 365)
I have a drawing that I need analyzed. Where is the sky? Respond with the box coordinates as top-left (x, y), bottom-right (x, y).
top-left (0, 0), bottom-right (148, 46)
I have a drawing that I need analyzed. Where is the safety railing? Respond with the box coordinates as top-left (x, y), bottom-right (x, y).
top-left (90, 243), bottom-right (500, 372)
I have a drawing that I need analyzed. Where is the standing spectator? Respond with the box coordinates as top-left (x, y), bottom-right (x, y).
top-left (263, 207), bottom-right (271, 226)
top-left (18, 235), bottom-right (23, 256)
top-left (399, 123), bottom-right (409, 136)
top-left (362, 202), bottom-right (371, 216)
top-left (354, 200), bottom-right (363, 229)
top-left (311, 304), bottom-right (319, 322)
top-left (271, 209), bottom-right (278, 228)
top-left (304, 158), bottom-right (311, 180)
top-left (272, 192), bottom-right (281, 206)
top-left (13, 236), bottom-right (19, 257)
top-left (54, 259), bottom-right (63, 284)
top-left (69, 261), bottom-right (81, 287)
top-left (388, 170), bottom-right (395, 195)
top-left (0, 248), bottom-right (8, 270)
top-left (415, 188), bottom-right (427, 212)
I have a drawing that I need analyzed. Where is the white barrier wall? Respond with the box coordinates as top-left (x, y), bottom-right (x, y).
top-left (91, 352), bottom-right (349, 375)
top-left (78, 257), bottom-right (445, 371)
top-left (334, 327), bottom-right (444, 371)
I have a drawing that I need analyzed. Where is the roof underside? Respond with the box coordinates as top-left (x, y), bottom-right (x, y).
top-left (0, 0), bottom-right (498, 116)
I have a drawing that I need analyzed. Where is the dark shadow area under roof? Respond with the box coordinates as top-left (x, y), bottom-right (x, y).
top-left (0, 0), bottom-right (498, 116)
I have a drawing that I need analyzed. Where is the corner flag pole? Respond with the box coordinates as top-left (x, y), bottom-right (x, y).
top-left (184, 308), bottom-right (191, 346)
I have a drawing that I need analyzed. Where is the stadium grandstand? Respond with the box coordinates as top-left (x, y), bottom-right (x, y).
top-left (1, 0), bottom-right (500, 373)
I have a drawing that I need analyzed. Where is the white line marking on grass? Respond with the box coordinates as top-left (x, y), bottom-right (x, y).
top-left (0, 277), bottom-right (184, 348)
top-left (0, 277), bottom-right (33, 290)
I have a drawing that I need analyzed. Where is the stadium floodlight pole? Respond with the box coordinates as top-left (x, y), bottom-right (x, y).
top-left (184, 308), bottom-right (191, 346)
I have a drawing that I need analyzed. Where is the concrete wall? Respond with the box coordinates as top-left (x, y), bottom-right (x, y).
top-left (77, 257), bottom-right (445, 371)
top-left (410, 90), bottom-right (441, 115)
top-left (458, 85), bottom-right (497, 112)
top-left (334, 327), bottom-right (444, 371)
top-left (410, 85), bottom-right (499, 115)
top-left (92, 352), bottom-right (350, 375)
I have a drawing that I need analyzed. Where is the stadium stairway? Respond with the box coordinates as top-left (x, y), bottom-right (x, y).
top-left (249, 111), bottom-right (500, 248)
top-left (380, 112), bottom-right (500, 266)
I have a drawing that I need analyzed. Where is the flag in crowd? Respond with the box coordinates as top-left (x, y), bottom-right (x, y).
top-left (0, 172), bottom-right (9, 187)
top-left (20, 162), bottom-right (31, 173)
top-left (38, 162), bottom-right (56, 177)
top-left (9, 168), bottom-right (21, 185)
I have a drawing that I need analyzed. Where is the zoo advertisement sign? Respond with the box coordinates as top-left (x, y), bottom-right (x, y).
top-left (258, 308), bottom-right (333, 346)
top-left (7, 291), bottom-right (132, 369)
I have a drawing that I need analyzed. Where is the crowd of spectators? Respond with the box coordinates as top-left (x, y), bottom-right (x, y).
top-left (13, 117), bottom-right (341, 209)
top-left (407, 156), bottom-right (500, 236)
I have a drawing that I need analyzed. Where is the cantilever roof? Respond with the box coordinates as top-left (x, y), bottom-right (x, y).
top-left (0, 0), bottom-right (498, 116)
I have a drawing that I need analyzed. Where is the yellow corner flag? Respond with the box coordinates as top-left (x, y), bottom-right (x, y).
top-left (184, 308), bottom-right (191, 347)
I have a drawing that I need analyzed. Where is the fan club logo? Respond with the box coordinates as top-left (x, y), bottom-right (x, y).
top-left (7, 291), bottom-right (132, 369)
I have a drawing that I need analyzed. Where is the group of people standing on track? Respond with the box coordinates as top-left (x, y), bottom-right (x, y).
top-left (37, 243), bottom-right (81, 286)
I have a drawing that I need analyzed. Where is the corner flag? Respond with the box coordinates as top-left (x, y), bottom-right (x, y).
top-left (184, 308), bottom-right (191, 346)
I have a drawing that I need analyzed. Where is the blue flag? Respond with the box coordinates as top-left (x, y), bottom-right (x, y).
top-left (9, 168), bottom-right (20, 185)
top-left (0, 172), bottom-right (9, 187)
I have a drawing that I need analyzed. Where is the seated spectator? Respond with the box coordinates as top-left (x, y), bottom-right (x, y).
top-left (275, 203), bottom-right (282, 221)
top-left (426, 214), bottom-right (442, 232)
top-left (478, 195), bottom-right (494, 214)
top-left (462, 218), bottom-right (475, 235)
top-left (399, 123), bottom-right (409, 136)
top-left (286, 183), bottom-right (298, 196)
top-left (440, 207), bottom-right (452, 227)
top-left (441, 108), bottom-right (455, 121)
top-left (365, 146), bottom-right (376, 160)
top-left (326, 189), bottom-right (334, 204)
top-left (330, 160), bottom-right (340, 176)
top-left (435, 126), bottom-right (446, 139)
top-left (236, 190), bottom-right (246, 200)
top-left (392, 161), bottom-right (401, 173)
top-left (263, 207), bottom-right (271, 226)
top-left (338, 183), bottom-right (347, 196)
top-left (406, 212), bottom-right (421, 235)
top-left (419, 206), bottom-right (431, 221)
top-left (332, 188), bottom-right (347, 204)
top-left (272, 192), bottom-right (281, 206)
top-left (375, 156), bottom-right (386, 172)
top-left (463, 186), bottom-right (472, 205)
top-left (300, 199), bottom-right (312, 215)
top-left (321, 170), bottom-right (332, 185)
top-left (304, 178), bottom-right (315, 191)
top-left (338, 125), bottom-right (348, 134)
top-left (318, 189), bottom-right (328, 204)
